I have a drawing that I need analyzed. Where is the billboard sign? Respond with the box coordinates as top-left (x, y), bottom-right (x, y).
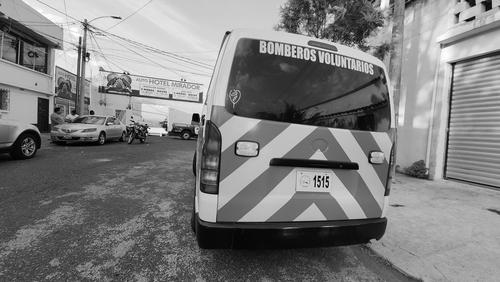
top-left (55, 66), bottom-right (90, 101)
top-left (98, 71), bottom-right (203, 103)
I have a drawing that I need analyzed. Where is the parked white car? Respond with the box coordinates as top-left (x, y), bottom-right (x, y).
top-left (50, 115), bottom-right (126, 145)
top-left (147, 127), bottom-right (167, 137)
top-left (0, 119), bottom-right (42, 159)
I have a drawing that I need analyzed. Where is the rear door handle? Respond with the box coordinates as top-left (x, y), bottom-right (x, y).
top-left (269, 158), bottom-right (359, 170)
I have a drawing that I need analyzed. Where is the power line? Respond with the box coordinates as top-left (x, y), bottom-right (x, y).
top-left (91, 31), bottom-right (213, 77)
top-left (87, 47), bottom-right (212, 77)
top-left (92, 26), bottom-right (214, 70)
top-left (105, 0), bottom-right (153, 31)
top-left (93, 30), bottom-right (182, 78)
top-left (34, 0), bottom-right (80, 22)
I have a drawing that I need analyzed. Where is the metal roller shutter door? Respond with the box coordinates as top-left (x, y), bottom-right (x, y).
top-left (446, 52), bottom-right (500, 188)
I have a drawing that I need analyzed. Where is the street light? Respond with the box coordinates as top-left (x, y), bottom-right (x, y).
top-left (78, 16), bottom-right (121, 115)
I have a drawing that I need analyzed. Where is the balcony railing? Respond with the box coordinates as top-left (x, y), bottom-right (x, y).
top-left (454, 0), bottom-right (500, 24)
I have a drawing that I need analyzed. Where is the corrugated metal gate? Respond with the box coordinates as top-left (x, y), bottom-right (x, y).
top-left (445, 52), bottom-right (500, 188)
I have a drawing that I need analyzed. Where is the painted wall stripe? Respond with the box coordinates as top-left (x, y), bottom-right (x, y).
top-left (218, 124), bottom-right (315, 209)
top-left (331, 129), bottom-right (385, 208)
top-left (219, 121), bottom-right (290, 181)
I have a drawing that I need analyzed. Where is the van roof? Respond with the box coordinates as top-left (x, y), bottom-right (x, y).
top-left (226, 28), bottom-right (385, 68)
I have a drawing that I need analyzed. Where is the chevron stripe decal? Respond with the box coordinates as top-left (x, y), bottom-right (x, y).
top-left (212, 108), bottom-right (393, 223)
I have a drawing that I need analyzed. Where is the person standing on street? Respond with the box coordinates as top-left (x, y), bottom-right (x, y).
top-left (50, 107), bottom-right (65, 129)
top-left (65, 109), bottom-right (78, 122)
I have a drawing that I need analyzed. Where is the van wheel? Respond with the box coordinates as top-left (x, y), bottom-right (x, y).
top-left (181, 131), bottom-right (191, 140)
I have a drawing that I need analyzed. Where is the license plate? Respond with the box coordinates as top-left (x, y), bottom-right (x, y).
top-left (63, 135), bottom-right (72, 140)
top-left (296, 170), bottom-right (334, 192)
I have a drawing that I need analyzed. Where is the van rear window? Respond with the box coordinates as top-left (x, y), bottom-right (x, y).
top-left (225, 39), bottom-right (391, 132)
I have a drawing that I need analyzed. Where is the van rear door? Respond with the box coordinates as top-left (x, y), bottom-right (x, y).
top-left (212, 38), bottom-right (393, 223)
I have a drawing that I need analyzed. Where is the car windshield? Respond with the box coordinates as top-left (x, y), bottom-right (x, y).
top-left (72, 116), bottom-right (106, 125)
top-left (225, 38), bottom-right (391, 132)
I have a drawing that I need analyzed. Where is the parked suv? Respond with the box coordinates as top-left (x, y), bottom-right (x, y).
top-left (0, 119), bottom-right (42, 159)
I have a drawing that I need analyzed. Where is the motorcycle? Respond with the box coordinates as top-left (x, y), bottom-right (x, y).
top-left (127, 121), bottom-right (148, 144)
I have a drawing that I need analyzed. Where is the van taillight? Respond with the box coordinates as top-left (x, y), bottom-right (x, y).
top-left (385, 145), bottom-right (395, 196)
top-left (200, 121), bottom-right (221, 194)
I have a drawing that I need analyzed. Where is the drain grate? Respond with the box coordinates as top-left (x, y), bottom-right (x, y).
top-left (486, 208), bottom-right (500, 216)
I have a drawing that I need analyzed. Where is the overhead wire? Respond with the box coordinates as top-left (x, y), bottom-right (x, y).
top-left (90, 30), bottom-right (212, 77)
top-left (91, 29), bottom-right (182, 78)
top-left (92, 26), bottom-right (214, 70)
top-left (31, 0), bottom-right (214, 78)
top-left (105, 0), bottom-right (154, 31)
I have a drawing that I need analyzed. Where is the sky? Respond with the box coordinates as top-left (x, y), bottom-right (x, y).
top-left (23, 0), bottom-right (288, 90)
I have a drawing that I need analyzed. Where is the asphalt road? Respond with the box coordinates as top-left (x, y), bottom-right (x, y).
top-left (0, 135), bottom-right (415, 281)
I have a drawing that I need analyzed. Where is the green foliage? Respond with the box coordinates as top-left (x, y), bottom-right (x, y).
top-left (276, 0), bottom-right (385, 49)
top-left (372, 42), bottom-right (392, 60)
top-left (404, 160), bottom-right (429, 179)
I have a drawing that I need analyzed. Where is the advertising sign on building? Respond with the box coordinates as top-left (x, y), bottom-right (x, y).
top-left (54, 67), bottom-right (90, 115)
top-left (55, 67), bottom-right (90, 101)
top-left (98, 71), bottom-right (203, 103)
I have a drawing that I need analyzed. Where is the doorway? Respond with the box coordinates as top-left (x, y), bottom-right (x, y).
top-left (37, 97), bottom-right (49, 133)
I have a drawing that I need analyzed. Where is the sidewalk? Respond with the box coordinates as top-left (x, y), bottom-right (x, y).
top-left (368, 174), bottom-right (500, 282)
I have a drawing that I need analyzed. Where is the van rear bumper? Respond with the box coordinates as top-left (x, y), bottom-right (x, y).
top-left (195, 215), bottom-right (387, 249)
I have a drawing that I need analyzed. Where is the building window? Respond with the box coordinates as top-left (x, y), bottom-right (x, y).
top-left (1, 32), bottom-right (19, 64)
top-left (0, 88), bottom-right (10, 112)
top-left (0, 30), bottom-right (48, 74)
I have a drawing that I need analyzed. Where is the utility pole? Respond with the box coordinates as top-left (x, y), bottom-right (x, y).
top-left (75, 36), bottom-right (82, 113)
top-left (79, 19), bottom-right (88, 115)
top-left (389, 0), bottom-right (405, 125)
top-left (389, 0), bottom-right (405, 172)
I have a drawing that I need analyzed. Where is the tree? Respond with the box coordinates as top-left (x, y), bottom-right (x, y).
top-left (276, 0), bottom-right (385, 50)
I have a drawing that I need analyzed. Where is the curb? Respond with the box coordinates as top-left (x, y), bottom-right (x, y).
top-left (364, 244), bottom-right (423, 281)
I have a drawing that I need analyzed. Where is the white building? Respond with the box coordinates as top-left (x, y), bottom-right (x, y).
top-left (0, 0), bottom-right (63, 132)
top-left (393, 0), bottom-right (500, 188)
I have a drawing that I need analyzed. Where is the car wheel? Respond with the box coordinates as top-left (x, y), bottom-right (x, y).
top-left (119, 131), bottom-right (126, 142)
top-left (10, 133), bottom-right (38, 160)
top-left (181, 131), bottom-right (191, 140)
top-left (97, 132), bottom-right (106, 145)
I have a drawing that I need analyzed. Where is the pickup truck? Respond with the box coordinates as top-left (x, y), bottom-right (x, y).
top-left (168, 123), bottom-right (199, 140)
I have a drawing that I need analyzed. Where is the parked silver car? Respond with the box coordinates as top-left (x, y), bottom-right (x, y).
top-left (0, 119), bottom-right (42, 159)
top-left (50, 115), bottom-right (127, 145)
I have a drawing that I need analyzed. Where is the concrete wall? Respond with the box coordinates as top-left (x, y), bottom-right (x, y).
top-left (428, 6), bottom-right (500, 180)
top-left (396, 0), bottom-right (453, 170)
top-left (0, 0), bottom-right (63, 47)
top-left (397, 0), bottom-right (500, 179)
top-left (0, 83), bottom-right (53, 124)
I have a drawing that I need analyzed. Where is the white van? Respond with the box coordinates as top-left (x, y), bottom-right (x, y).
top-left (192, 29), bottom-right (395, 248)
